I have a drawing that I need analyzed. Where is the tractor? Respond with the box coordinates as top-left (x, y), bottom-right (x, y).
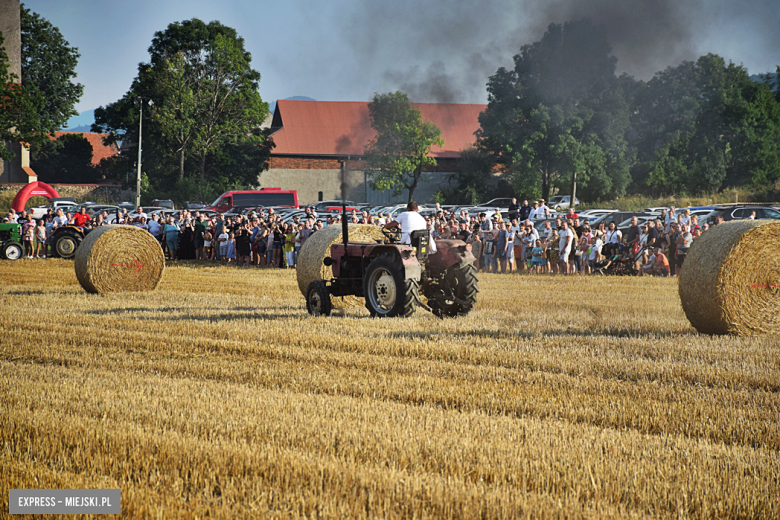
top-left (305, 217), bottom-right (479, 318)
top-left (0, 222), bottom-right (24, 260)
top-left (50, 226), bottom-right (86, 259)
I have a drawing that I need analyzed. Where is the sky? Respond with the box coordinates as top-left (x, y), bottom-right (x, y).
top-left (22, 0), bottom-right (780, 116)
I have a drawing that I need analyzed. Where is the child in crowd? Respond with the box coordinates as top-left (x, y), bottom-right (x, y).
top-left (35, 219), bottom-right (47, 258)
top-left (217, 228), bottom-right (229, 263)
top-left (22, 215), bottom-right (35, 259)
top-left (284, 226), bottom-right (296, 269)
top-left (531, 239), bottom-right (545, 274)
top-left (226, 232), bottom-right (237, 264)
top-left (203, 229), bottom-right (213, 260)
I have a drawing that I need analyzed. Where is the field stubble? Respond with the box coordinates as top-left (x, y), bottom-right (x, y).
top-left (0, 260), bottom-right (778, 519)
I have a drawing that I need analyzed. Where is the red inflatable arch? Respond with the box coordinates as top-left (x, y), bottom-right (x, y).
top-left (11, 182), bottom-right (61, 213)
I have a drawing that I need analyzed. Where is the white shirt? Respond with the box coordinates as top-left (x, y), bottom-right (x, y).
top-left (605, 229), bottom-right (621, 244)
top-left (511, 225), bottom-right (523, 246)
top-left (147, 220), bottom-right (162, 236)
top-left (588, 238), bottom-right (603, 260)
top-left (53, 215), bottom-right (68, 228)
top-left (394, 211), bottom-right (427, 244)
top-left (559, 228), bottom-right (573, 253)
top-left (664, 215), bottom-right (676, 233)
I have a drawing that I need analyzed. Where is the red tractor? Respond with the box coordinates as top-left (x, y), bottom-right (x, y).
top-left (305, 221), bottom-right (478, 318)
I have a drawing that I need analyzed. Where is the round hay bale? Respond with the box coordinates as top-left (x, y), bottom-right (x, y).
top-left (679, 219), bottom-right (780, 335)
top-left (74, 225), bottom-right (165, 294)
top-left (296, 224), bottom-right (385, 308)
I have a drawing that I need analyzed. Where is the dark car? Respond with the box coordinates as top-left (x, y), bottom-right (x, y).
top-left (477, 198), bottom-right (515, 207)
top-left (702, 206), bottom-right (780, 224)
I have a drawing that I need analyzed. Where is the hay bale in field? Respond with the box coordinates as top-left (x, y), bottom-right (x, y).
top-left (74, 225), bottom-right (165, 294)
top-left (296, 224), bottom-right (385, 308)
top-left (679, 220), bottom-right (780, 335)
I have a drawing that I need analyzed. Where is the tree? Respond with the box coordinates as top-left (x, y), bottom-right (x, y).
top-left (93, 19), bottom-right (270, 188)
top-left (477, 19), bottom-right (632, 203)
top-left (31, 133), bottom-right (97, 183)
top-left (0, 31), bottom-right (43, 160)
top-left (20, 4), bottom-right (83, 134)
top-left (629, 54), bottom-right (780, 195)
top-left (363, 92), bottom-right (444, 203)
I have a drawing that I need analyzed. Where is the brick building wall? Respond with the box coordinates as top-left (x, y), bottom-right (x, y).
top-left (264, 155), bottom-right (459, 205)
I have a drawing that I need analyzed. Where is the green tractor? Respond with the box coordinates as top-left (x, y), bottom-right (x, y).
top-left (0, 222), bottom-right (24, 260)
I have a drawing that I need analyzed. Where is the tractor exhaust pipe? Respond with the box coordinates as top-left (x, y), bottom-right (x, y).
top-left (341, 160), bottom-right (348, 246)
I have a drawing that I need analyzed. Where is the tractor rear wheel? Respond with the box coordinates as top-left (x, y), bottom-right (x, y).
top-left (306, 280), bottom-right (332, 317)
top-left (54, 232), bottom-right (81, 259)
top-left (428, 263), bottom-right (478, 317)
top-left (1, 241), bottom-right (23, 261)
top-left (364, 252), bottom-right (418, 318)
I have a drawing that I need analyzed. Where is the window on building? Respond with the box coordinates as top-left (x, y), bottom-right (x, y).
top-left (318, 191), bottom-right (323, 201)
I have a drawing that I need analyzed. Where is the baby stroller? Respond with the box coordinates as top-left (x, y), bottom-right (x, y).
top-left (594, 244), bottom-right (640, 276)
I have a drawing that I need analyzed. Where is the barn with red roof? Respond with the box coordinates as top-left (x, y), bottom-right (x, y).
top-left (264, 100), bottom-right (485, 204)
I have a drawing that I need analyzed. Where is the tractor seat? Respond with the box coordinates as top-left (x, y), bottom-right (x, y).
top-left (409, 229), bottom-right (430, 261)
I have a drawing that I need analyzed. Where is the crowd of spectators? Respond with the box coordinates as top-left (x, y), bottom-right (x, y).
top-left (3, 199), bottom-right (725, 276)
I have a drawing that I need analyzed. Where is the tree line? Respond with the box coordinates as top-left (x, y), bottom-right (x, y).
top-left (2, 10), bottom-right (779, 205)
top-left (446, 19), bottom-right (780, 205)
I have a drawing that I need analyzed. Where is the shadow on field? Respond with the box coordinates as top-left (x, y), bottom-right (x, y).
top-left (388, 329), bottom-right (508, 341)
top-left (6, 290), bottom-right (47, 296)
top-left (84, 306), bottom-right (300, 321)
top-left (516, 326), bottom-right (683, 339)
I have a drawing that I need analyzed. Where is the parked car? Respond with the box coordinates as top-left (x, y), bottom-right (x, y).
top-left (69, 203), bottom-right (119, 216)
top-left (616, 215), bottom-right (659, 234)
top-left (548, 195), bottom-right (581, 211)
top-left (477, 198), bottom-right (515, 207)
top-left (702, 206), bottom-right (780, 224)
top-left (313, 200), bottom-right (357, 212)
top-left (151, 199), bottom-right (175, 210)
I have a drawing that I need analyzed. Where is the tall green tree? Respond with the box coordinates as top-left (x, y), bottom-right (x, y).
top-left (31, 133), bottom-right (97, 183)
top-left (0, 31), bottom-right (43, 160)
top-left (20, 4), bottom-right (83, 134)
top-left (630, 54), bottom-right (780, 195)
top-left (363, 91), bottom-right (444, 203)
top-left (93, 19), bottom-right (270, 187)
top-left (477, 19), bottom-right (632, 203)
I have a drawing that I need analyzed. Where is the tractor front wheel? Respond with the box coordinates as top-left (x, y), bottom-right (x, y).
top-left (1, 241), bottom-right (23, 261)
top-left (364, 252), bottom-right (418, 318)
top-left (306, 280), bottom-right (332, 317)
top-left (54, 232), bottom-right (81, 259)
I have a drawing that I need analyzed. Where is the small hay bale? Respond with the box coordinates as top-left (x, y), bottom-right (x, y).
top-left (74, 225), bottom-right (165, 294)
top-left (679, 220), bottom-right (780, 335)
top-left (296, 224), bottom-right (385, 308)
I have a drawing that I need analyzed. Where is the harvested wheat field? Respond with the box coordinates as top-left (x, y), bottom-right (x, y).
top-left (0, 260), bottom-right (778, 519)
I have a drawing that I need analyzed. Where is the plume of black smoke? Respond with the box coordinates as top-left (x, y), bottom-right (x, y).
top-left (337, 0), bottom-right (779, 103)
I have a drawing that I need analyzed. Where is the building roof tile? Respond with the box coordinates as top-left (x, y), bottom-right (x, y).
top-left (52, 131), bottom-right (120, 166)
top-left (269, 100), bottom-right (485, 158)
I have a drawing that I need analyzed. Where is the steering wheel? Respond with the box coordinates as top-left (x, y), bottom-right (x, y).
top-left (382, 227), bottom-right (401, 244)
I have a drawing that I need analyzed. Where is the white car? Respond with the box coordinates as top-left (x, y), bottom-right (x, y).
top-left (29, 205), bottom-right (51, 219)
top-left (29, 200), bottom-right (77, 219)
top-left (578, 209), bottom-right (619, 216)
top-left (548, 195), bottom-right (581, 211)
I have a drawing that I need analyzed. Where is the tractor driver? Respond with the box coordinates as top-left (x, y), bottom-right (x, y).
top-left (384, 202), bottom-right (426, 245)
top-left (384, 201), bottom-right (437, 252)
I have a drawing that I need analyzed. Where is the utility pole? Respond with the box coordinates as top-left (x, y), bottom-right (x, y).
top-left (134, 97), bottom-right (153, 208)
